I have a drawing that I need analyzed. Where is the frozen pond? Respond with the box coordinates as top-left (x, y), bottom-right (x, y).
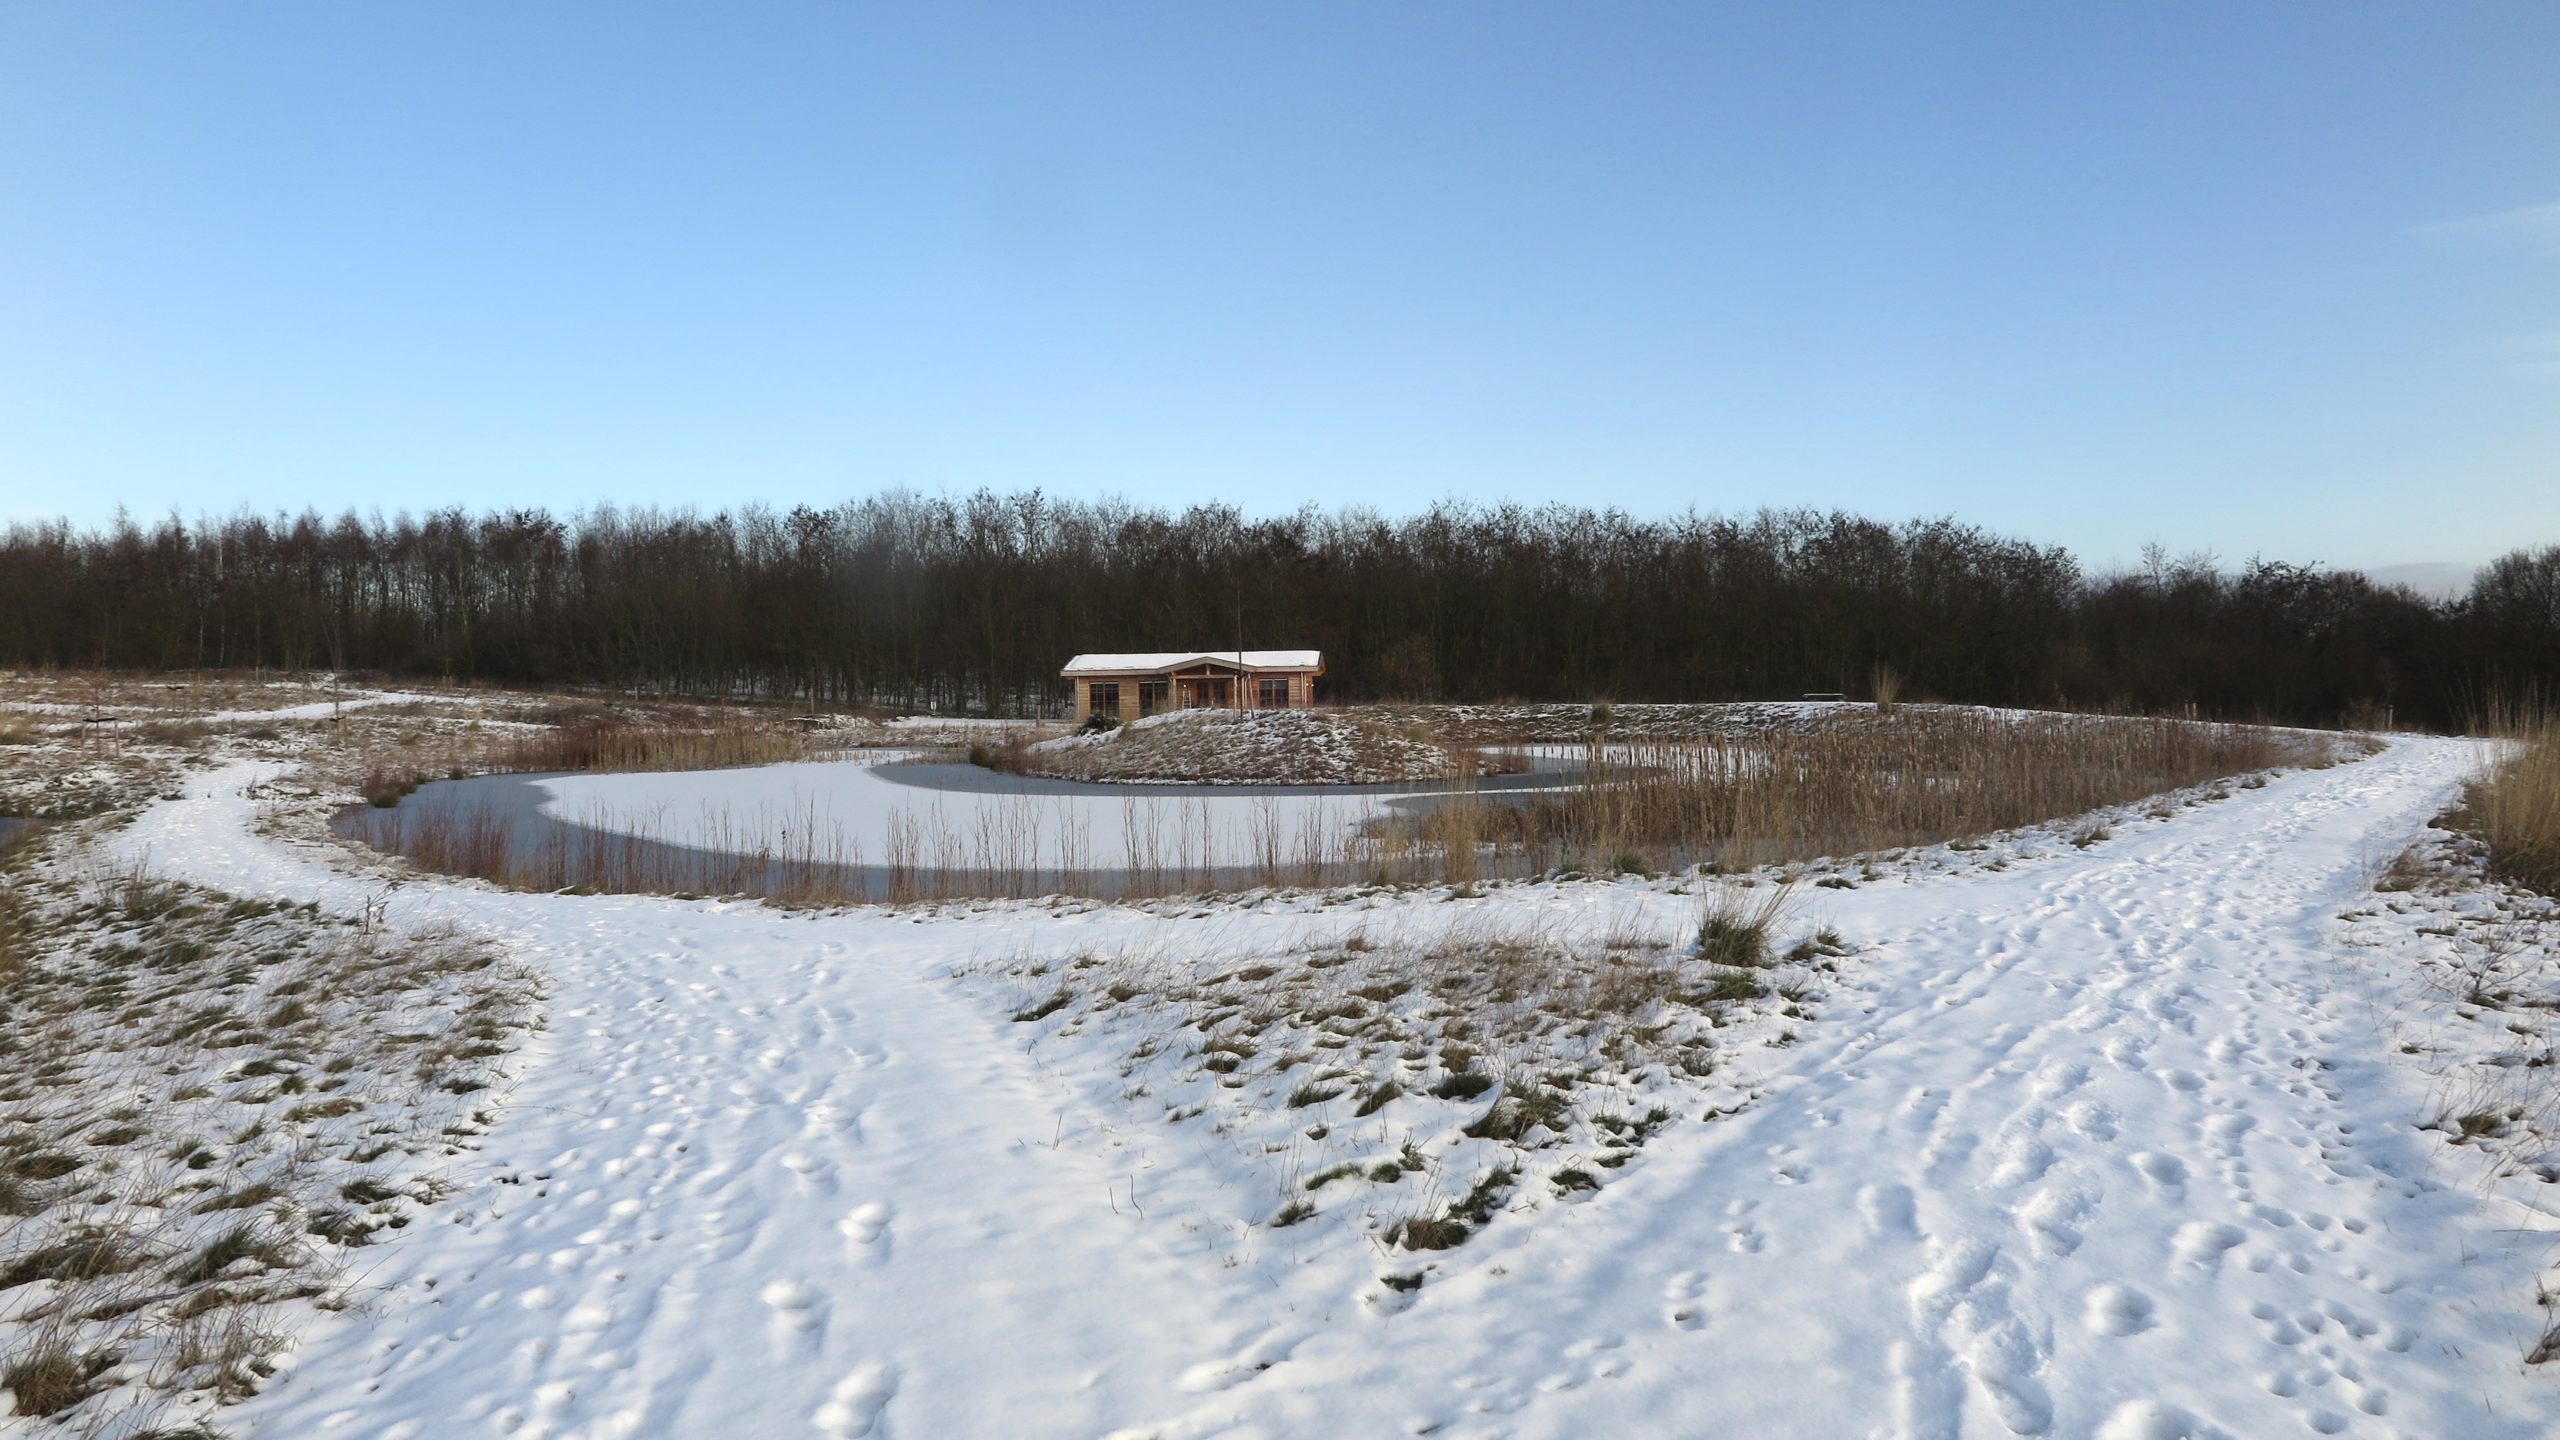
top-left (341, 757), bottom-right (1580, 900)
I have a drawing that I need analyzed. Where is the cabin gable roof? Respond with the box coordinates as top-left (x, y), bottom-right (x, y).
top-left (1061, 650), bottom-right (1322, 677)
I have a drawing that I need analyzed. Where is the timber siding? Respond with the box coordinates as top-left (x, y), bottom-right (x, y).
top-left (1061, 650), bottom-right (1324, 723)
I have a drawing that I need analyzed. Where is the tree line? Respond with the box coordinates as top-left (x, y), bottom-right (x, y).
top-left (1, 493), bottom-right (2552, 730)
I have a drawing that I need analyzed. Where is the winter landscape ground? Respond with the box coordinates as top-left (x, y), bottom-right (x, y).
top-left (4, 682), bottom-right (2559, 1440)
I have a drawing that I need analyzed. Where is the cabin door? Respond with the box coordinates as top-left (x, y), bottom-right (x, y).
top-left (1176, 675), bottom-right (1234, 708)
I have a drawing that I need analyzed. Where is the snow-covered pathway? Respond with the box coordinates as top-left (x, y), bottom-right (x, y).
top-left (1128, 735), bottom-right (2560, 1440)
top-left (106, 738), bottom-right (2560, 1440)
top-left (113, 768), bottom-right (1291, 1438)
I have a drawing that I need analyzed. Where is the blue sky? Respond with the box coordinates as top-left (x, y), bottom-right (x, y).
top-left (1, 3), bottom-right (2553, 576)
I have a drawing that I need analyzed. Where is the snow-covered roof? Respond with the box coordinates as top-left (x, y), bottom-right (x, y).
top-left (1062, 650), bottom-right (1323, 676)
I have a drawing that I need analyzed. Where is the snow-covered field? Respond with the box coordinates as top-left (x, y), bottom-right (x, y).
top-left (48, 729), bottom-right (2560, 1439)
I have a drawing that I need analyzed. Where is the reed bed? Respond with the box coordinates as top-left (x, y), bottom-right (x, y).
top-left (1397, 708), bottom-right (2339, 877)
top-left (486, 710), bottom-right (820, 774)
top-left (2467, 699), bottom-right (2560, 896)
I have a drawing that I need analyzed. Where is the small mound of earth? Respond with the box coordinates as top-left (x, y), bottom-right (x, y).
top-left (1026, 709), bottom-right (1462, 785)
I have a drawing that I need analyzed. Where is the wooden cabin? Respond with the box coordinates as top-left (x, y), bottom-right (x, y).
top-left (1062, 651), bottom-right (1323, 724)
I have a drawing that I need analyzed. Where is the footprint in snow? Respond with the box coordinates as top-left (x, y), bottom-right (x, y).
top-left (2092, 1398), bottom-right (2217, 1440)
top-left (2031, 1062), bottom-right (2089, 1101)
top-left (1663, 1270), bottom-right (1709, 1330)
top-left (839, 1201), bottom-right (892, 1253)
top-left (812, 1362), bottom-right (898, 1438)
top-left (2171, 1221), bottom-right (2246, 1273)
top-left (2131, 1152), bottom-right (2188, 1188)
top-left (1857, 1182), bottom-right (1917, 1238)
top-left (2066, 1101), bottom-right (2118, 1142)
top-left (2082, 1283), bottom-right (2156, 1336)
top-left (1989, 1135), bottom-right (2055, 1188)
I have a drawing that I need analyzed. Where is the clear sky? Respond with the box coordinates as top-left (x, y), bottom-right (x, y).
top-left (1, 2), bottom-right (2553, 575)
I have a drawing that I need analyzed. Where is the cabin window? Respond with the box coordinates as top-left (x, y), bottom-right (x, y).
top-left (1088, 682), bottom-right (1121, 717)
top-left (1138, 680), bottom-right (1168, 716)
top-left (1257, 677), bottom-right (1290, 708)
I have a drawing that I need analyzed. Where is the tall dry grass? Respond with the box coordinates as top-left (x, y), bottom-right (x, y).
top-left (2470, 699), bottom-right (2560, 896)
top-left (490, 711), bottom-right (816, 773)
top-left (1429, 708), bottom-right (2333, 876)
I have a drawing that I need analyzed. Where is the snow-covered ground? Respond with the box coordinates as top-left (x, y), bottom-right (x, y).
top-left (72, 734), bottom-right (2560, 1439)
top-left (8, 690), bottom-right (437, 729)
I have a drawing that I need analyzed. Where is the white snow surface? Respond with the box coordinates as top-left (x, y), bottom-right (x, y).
top-left (11, 689), bottom-right (436, 727)
top-left (90, 736), bottom-right (2560, 1440)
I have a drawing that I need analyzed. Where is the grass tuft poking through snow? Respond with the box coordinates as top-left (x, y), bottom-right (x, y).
top-left (0, 832), bottom-right (537, 1435)
top-left (988, 899), bottom-right (1851, 1264)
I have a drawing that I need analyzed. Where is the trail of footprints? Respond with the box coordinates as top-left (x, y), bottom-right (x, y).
top-left (1614, 856), bottom-right (2456, 1440)
top-left (309, 956), bottom-right (912, 1440)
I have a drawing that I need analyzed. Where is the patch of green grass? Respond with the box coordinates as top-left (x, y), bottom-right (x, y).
top-left (1011, 988), bottom-right (1071, 1023)
top-left (283, 1097), bottom-right (362, 1123)
top-left (2, 1345), bottom-right (118, 1418)
top-left (10, 1151), bottom-right (83, 1180)
top-left (1395, 1215), bottom-right (1468, 1251)
top-left (0, 1231), bottom-right (149, 1290)
top-left (170, 1222), bottom-right (289, 1286)
top-left (1464, 1088), bottom-right (1567, 1143)
top-left (1429, 1070), bottom-right (1493, 1101)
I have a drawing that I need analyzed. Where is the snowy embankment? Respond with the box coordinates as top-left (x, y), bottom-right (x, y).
top-left (86, 736), bottom-right (2560, 1439)
top-left (1027, 708), bottom-right (1464, 785)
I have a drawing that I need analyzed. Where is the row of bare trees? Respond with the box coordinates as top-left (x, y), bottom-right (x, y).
top-left (0, 493), bottom-right (2548, 728)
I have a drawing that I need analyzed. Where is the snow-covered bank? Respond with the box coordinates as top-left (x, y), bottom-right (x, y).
top-left (84, 735), bottom-right (2560, 1439)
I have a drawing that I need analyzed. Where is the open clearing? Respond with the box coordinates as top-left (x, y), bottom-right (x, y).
top-left (0, 696), bottom-right (2545, 1439)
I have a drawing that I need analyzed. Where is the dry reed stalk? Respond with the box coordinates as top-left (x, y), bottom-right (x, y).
top-left (2469, 698), bottom-right (2560, 896)
top-left (1871, 664), bottom-right (1905, 716)
top-left (1519, 709), bottom-right (2316, 871)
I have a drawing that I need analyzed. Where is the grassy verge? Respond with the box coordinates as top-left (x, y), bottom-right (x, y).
top-left (0, 835), bottom-right (537, 1433)
top-left (994, 886), bottom-right (1843, 1279)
